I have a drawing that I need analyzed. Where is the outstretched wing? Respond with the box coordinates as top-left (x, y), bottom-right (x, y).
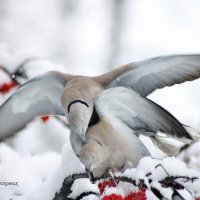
top-left (108, 55), bottom-right (200, 96)
top-left (95, 87), bottom-right (192, 141)
top-left (0, 71), bottom-right (70, 140)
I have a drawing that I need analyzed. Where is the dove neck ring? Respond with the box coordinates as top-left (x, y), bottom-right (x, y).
top-left (68, 100), bottom-right (89, 113)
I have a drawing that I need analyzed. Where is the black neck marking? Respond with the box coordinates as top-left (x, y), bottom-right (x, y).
top-left (68, 100), bottom-right (89, 113)
top-left (88, 106), bottom-right (100, 127)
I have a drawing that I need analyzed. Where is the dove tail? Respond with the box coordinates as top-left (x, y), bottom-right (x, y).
top-left (150, 135), bottom-right (192, 156)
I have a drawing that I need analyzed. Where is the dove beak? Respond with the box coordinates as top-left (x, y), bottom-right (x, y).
top-left (86, 166), bottom-right (95, 183)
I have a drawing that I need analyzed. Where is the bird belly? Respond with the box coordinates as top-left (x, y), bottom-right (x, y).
top-left (86, 118), bottom-right (150, 177)
top-left (112, 120), bottom-right (150, 172)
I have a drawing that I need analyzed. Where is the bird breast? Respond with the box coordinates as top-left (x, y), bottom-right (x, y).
top-left (86, 118), bottom-right (149, 177)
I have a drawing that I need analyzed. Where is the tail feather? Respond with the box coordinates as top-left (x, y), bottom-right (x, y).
top-left (183, 125), bottom-right (200, 142)
top-left (150, 134), bottom-right (191, 155)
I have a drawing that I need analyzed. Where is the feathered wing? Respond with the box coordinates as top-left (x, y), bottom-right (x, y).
top-left (95, 87), bottom-right (192, 154)
top-left (0, 71), bottom-right (70, 140)
top-left (108, 54), bottom-right (200, 96)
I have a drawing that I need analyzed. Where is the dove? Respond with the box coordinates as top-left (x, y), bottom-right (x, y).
top-left (0, 54), bottom-right (200, 159)
top-left (79, 116), bottom-right (150, 177)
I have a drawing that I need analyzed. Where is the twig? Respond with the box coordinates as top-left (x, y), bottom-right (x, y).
top-left (0, 65), bottom-right (20, 85)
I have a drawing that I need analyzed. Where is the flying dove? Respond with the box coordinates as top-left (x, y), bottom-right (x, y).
top-left (0, 54), bottom-right (200, 160)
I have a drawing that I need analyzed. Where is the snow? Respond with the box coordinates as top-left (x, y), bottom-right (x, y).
top-left (151, 181), bottom-right (173, 199)
top-left (146, 190), bottom-right (159, 200)
top-left (180, 140), bottom-right (200, 171)
top-left (81, 195), bottom-right (99, 200)
top-left (112, 157), bottom-right (200, 199)
top-left (6, 118), bottom-right (69, 155)
top-left (103, 187), bottom-right (125, 198)
top-left (18, 143), bottom-right (85, 200)
top-left (69, 179), bottom-right (99, 199)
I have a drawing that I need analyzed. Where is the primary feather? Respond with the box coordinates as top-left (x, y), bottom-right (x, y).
top-left (108, 54), bottom-right (200, 96)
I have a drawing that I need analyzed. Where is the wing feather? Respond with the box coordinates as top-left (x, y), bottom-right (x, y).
top-left (0, 71), bottom-right (69, 140)
top-left (95, 87), bottom-right (192, 140)
top-left (108, 55), bottom-right (200, 96)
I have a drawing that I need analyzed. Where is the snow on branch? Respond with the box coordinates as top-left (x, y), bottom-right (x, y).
top-left (53, 157), bottom-right (200, 200)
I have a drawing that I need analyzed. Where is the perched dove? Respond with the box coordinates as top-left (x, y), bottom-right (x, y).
top-left (79, 115), bottom-right (150, 177)
top-left (1, 54), bottom-right (200, 171)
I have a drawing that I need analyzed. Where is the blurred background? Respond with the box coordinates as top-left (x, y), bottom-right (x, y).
top-left (0, 0), bottom-right (200, 127)
top-left (0, 0), bottom-right (200, 199)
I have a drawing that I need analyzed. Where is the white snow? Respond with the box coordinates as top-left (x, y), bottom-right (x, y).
top-left (151, 181), bottom-right (173, 199)
top-left (69, 179), bottom-right (98, 199)
top-left (18, 143), bottom-right (85, 200)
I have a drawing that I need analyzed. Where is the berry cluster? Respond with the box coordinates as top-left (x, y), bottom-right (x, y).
top-left (124, 188), bottom-right (146, 200)
top-left (98, 181), bottom-right (118, 195)
top-left (102, 194), bottom-right (123, 200)
top-left (98, 180), bottom-right (146, 200)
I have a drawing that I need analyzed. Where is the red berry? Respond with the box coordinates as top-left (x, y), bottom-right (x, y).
top-left (0, 81), bottom-right (18, 94)
top-left (102, 194), bottom-right (123, 200)
top-left (98, 181), bottom-right (118, 195)
top-left (41, 116), bottom-right (49, 123)
top-left (0, 83), bottom-right (11, 93)
top-left (125, 188), bottom-right (146, 200)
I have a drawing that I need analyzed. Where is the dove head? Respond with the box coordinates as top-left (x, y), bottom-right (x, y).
top-left (61, 77), bottom-right (102, 141)
top-left (79, 139), bottom-right (106, 176)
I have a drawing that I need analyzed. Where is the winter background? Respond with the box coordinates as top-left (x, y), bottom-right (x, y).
top-left (0, 0), bottom-right (200, 199)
